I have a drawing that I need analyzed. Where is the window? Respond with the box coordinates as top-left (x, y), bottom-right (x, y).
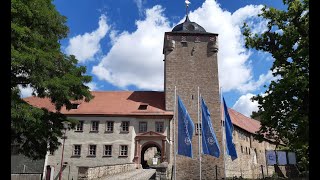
top-left (49, 150), bottom-right (54, 155)
top-left (241, 146), bottom-right (243, 153)
top-left (106, 121), bottom-right (114, 132)
top-left (119, 145), bottom-right (128, 156)
top-left (249, 148), bottom-right (251, 155)
top-left (195, 123), bottom-right (202, 135)
top-left (71, 103), bottom-right (79, 109)
top-left (76, 121), bottom-right (84, 131)
top-left (73, 145), bottom-right (81, 156)
top-left (104, 145), bottom-right (112, 156)
top-left (88, 145), bottom-right (96, 156)
top-left (121, 121), bottom-right (129, 132)
top-left (91, 121), bottom-right (99, 132)
top-left (139, 122), bottom-right (147, 132)
top-left (138, 104), bottom-right (148, 110)
top-left (246, 147), bottom-right (248, 154)
top-left (155, 122), bottom-right (164, 133)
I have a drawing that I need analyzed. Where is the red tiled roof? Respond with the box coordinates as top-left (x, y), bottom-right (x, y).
top-left (24, 91), bottom-right (263, 134)
top-left (228, 108), bottom-right (261, 134)
top-left (23, 91), bottom-right (173, 116)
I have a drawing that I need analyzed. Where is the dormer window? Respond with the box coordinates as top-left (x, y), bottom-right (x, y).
top-left (71, 103), bottom-right (79, 109)
top-left (138, 104), bottom-right (148, 110)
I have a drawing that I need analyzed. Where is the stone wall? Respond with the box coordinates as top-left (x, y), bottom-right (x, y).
top-left (78, 163), bottom-right (137, 180)
top-left (225, 126), bottom-right (276, 178)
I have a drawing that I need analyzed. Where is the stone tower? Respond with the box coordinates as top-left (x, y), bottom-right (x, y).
top-left (163, 15), bottom-right (225, 179)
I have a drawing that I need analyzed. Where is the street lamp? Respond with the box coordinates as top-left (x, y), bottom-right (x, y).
top-left (59, 121), bottom-right (70, 180)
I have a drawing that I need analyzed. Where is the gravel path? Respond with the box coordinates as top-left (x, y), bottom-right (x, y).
top-left (97, 168), bottom-right (156, 180)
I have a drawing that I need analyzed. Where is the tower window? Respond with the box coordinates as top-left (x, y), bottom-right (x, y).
top-left (195, 123), bottom-right (202, 135)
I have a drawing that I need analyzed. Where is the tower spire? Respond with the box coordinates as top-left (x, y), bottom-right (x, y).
top-left (185, 0), bottom-right (191, 22)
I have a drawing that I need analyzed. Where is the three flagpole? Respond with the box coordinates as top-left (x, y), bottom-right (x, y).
top-left (198, 87), bottom-right (202, 180)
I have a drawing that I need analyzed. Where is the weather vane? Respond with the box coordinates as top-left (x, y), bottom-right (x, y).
top-left (185, 0), bottom-right (191, 17)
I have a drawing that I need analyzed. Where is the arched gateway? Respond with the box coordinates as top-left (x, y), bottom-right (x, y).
top-left (134, 131), bottom-right (168, 168)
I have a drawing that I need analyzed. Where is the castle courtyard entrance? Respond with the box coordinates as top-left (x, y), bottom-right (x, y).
top-left (134, 131), bottom-right (167, 168)
top-left (141, 142), bottom-right (161, 169)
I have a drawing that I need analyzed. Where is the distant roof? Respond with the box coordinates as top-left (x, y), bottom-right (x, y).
top-left (172, 16), bottom-right (207, 33)
top-left (228, 108), bottom-right (261, 134)
top-left (24, 91), bottom-right (173, 116)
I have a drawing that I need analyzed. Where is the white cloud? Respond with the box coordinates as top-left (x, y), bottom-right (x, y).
top-left (232, 93), bottom-right (259, 117)
top-left (90, 0), bottom-right (274, 92)
top-left (18, 84), bottom-right (33, 98)
top-left (92, 5), bottom-right (171, 90)
top-left (186, 0), bottom-right (268, 93)
top-left (236, 70), bottom-right (277, 93)
top-left (66, 15), bottom-right (109, 63)
top-left (134, 0), bottom-right (145, 16)
top-left (85, 82), bottom-right (99, 91)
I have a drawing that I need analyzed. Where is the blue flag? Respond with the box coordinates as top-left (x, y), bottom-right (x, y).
top-left (177, 96), bottom-right (195, 158)
top-left (201, 98), bottom-right (220, 158)
top-left (223, 97), bottom-right (237, 160)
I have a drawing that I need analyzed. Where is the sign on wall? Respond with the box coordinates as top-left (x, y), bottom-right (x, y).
top-left (266, 150), bottom-right (277, 165)
top-left (288, 152), bottom-right (297, 165)
top-left (277, 151), bottom-right (287, 165)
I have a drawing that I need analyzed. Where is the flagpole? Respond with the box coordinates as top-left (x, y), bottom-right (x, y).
top-left (174, 86), bottom-right (177, 180)
top-left (220, 86), bottom-right (227, 179)
top-left (198, 87), bottom-right (201, 180)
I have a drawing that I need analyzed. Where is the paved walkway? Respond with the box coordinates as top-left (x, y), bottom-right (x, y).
top-left (97, 168), bottom-right (156, 180)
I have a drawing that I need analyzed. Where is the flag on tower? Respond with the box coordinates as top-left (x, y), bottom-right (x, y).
top-left (201, 97), bottom-right (220, 158)
top-left (177, 96), bottom-right (195, 158)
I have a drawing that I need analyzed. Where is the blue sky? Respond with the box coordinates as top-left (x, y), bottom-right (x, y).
top-left (20, 0), bottom-right (286, 118)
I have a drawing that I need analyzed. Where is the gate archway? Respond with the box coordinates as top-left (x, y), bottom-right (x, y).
top-left (133, 131), bottom-right (167, 168)
top-left (141, 141), bottom-right (161, 169)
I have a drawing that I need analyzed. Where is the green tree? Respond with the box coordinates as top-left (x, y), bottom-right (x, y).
top-left (242, 0), bottom-right (309, 171)
top-left (11, 0), bottom-right (93, 159)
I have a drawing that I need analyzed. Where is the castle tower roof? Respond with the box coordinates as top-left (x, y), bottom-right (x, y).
top-left (172, 15), bottom-right (207, 33)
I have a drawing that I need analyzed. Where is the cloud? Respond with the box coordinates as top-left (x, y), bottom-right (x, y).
top-left (92, 5), bottom-right (171, 90)
top-left (232, 93), bottom-right (259, 117)
top-left (90, 0), bottom-right (273, 92)
top-left (65, 15), bottom-right (109, 63)
top-left (134, 0), bottom-right (145, 16)
top-left (236, 70), bottom-right (277, 93)
top-left (186, 1), bottom-right (268, 93)
top-left (85, 82), bottom-right (99, 91)
top-left (18, 85), bottom-right (33, 98)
